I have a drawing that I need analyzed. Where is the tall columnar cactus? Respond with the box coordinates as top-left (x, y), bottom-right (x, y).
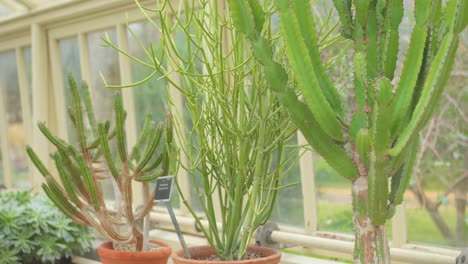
top-left (229, 0), bottom-right (467, 262)
top-left (26, 75), bottom-right (174, 251)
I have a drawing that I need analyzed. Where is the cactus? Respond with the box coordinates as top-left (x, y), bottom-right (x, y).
top-left (26, 75), bottom-right (175, 252)
top-left (229, 0), bottom-right (466, 262)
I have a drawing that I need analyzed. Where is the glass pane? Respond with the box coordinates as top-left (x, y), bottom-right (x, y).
top-left (23, 47), bottom-right (32, 116)
top-left (88, 29), bottom-right (120, 124)
top-left (316, 156), bottom-right (353, 234)
top-left (0, 51), bottom-right (30, 189)
top-left (405, 39), bottom-right (467, 247)
top-left (127, 21), bottom-right (168, 129)
top-left (59, 37), bottom-right (82, 144)
top-left (0, 3), bottom-right (12, 16)
top-left (127, 21), bottom-right (179, 207)
top-left (88, 29), bottom-right (121, 200)
top-left (270, 135), bottom-right (304, 227)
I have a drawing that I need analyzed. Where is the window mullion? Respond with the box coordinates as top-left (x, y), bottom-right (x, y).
top-left (0, 82), bottom-right (13, 189)
top-left (392, 203), bottom-right (408, 247)
top-left (31, 23), bottom-right (49, 191)
top-left (48, 38), bottom-right (69, 141)
top-left (298, 132), bottom-right (318, 234)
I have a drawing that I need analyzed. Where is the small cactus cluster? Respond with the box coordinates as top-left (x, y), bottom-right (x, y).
top-left (26, 75), bottom-right (174, 251)
top-left (229, 0), bottom-right (466, 262)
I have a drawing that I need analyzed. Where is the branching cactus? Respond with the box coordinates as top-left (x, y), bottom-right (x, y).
top-left (26, 75), bottom-right (175, 252)
top-left (229, 0), bottom-right (466, 263)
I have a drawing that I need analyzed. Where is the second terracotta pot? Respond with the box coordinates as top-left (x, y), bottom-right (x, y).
top-left (172, 245), bottom-right (281, 264)
top-left (97, 240), bottom-right (172, 264)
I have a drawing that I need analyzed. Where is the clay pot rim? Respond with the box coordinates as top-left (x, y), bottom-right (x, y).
top-left (172, 245), bottom-right (281, 263)
top-left (97, 240), bottom-right (172, 260)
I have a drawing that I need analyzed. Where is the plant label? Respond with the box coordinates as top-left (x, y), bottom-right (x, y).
top-left (154, 175), bottom-right (173, 202)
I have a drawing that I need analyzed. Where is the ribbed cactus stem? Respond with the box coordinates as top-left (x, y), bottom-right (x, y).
top-left (352, 176), bottom-right (390, 264)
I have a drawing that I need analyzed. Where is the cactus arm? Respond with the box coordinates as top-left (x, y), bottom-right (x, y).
top-left (161, 121), bottom-right (173, 175)
top-left (332, 0), bottom-right (353, 35)
top-left (114, 93), bottom-right (127, 163)
top-left (134, 169), bottom-right (164, 182)
top-left (135, 185), bottom-right (158, 220)
top-left (390, 2), bottom-right (430, 135)
top-left (230, 0), bottom-right (356, 177)
top-left (54, 153), bottom-right (82, 207)
top-left (350, 51), bottom-right (369, 140)
top-left (275, 0), bottom-right (343, 141)
top-left (130, 114), bottom-right (152, 160)
top-left (354, 0), bottom-right (371, 26)
top-left (26, 146), bottom-right (51, 177)
top-left (389, 31), bottom-right (457, 157)
top-left (382, 0), bottom-right (403, 79)
top-left (42, 183), bottom-right (89, 226)
top-left (279, 89), bottom-right (357, 180)
top-left (68, 75), bottom-right (87, 151)
top-left (294, 0), bottom-right (344, 120)
top-left (365, 1), bottom-right (379, 80)
top-left (76, 155), bottom-right (101, 210)
top-left (356, 129), bottom-right (370, 168)
top-left (368, 79), bottom-right (393, 225)
top-left (98, 123), bottom-right (121, 185)
top-left (350, 112), bottom-right (368, 142)
top-left (228, 0), bottom-right (256, 39)
top-left (416, 37), bottom-right (458, 130)
top-left (142, 153), bottom-right (163, 173)
top-left (135, 124), bottom-right (163, 173)
top-left (67, 107), bottom-right (76, 127)
top-left (82, 82), bottom-right (97, 134)
top-left (230, 0), bottom-right (358, 180)
top-left (375, 0), bottom-right (386, 76)
top-left (247, 0), bottom-right (265, 35)
top-left (37, 122), bottom-right (71, 153)
top-left (255, 42), bottom-right (358, 179)
top-left (387, 134), bottom-right (419, 218)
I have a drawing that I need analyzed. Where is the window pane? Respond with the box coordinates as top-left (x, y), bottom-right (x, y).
top-left (128, 21), bottom-right (168, 128)
top-left (405, 42), bottom-right (467, 247)
top-left (88, 29), bottom-right (121, 200)
top-left (23, 47), bottom-right (32, 116)
top-left (127, 21), bottom-right (178, 207)
top-left (316, 156), bottom-right (353, 234)
top-left (88, 29), bottom-right (120, 123)
top-left (0, 3), bottom-right (12, 16)
top-left (0, 51), bottom-right (30, 189)
top-left (270, 135), bottom-right (304, 227)
top-left (59, 37), bottom-right (82, 144)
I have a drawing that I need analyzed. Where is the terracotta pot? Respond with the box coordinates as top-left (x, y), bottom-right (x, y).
top-left (97, 240), bottom-right (172, 264)
top-left (172, 245), bottom-right (281, 264)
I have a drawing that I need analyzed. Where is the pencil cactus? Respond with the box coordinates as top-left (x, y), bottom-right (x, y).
top-left (26, 75), bottom-right (175, 252)
top-left (229, 0), bottom-right (466, 263)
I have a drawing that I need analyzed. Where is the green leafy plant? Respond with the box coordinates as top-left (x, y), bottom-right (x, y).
top-left (26, 75), bottom-right (175, 252)
top-left (0, 190), bottom-right (94, 264)
top-left (228, 0), bottom-right (467, 262)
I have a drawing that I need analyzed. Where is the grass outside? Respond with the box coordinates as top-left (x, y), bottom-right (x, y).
top-left (317, 201), bottom-right (463, 247)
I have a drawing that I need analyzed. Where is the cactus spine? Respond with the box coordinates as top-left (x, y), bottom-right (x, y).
top-left (27, 75), bottom-right (174, 251)
top-left (229, 0), bottom-right (466, 262)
